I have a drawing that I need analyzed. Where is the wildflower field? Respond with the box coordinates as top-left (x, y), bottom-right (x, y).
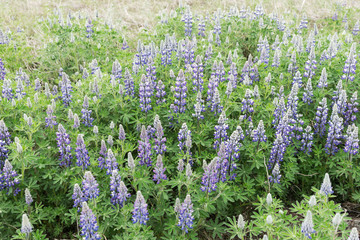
top-left (1, 2), bottom-right (360, 239)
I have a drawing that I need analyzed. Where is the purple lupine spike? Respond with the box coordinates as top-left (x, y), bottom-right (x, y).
top-left (73, 114), bottom-right (80, 129)
top-left (75, 134), bottom-right (90, 170)
top-left (0, 58), bottom-right (5, 80)
top-left (124, 68), bottom-right (135, 97)
top-left (132, 191), bottom-right (149, 225)
top-left (34, 78), bottom-right (41, 91)
top-left (320, 173), bottom-right (333, 196)
top-left (153, 155), bottom-right (167, 184)
top-left (21, 214), bottom-right (33, 236)
top-left (253, 120), bottom-right (267, 142)
top-left (218, 61), bottom-right (226, 82)
top-left (15, 78), bottom-right (26, 100)
top-left (0, 140), bottom-right (9, 168)
top-left (228, 62), bottom-right (238, 89)
top-left (139, 74), bottom-right (153, 113)
top-left (214, 111), bottom-right (229, 149)
top-left (82, 171), bottom-right (99, 201)
top-left (61, 73), bottom-right (73, 107)
top-left (304, 46), bottom-right (317, 79)
top-left (272, 48), bottom-right (281, 68)
top-left (226, 130), bottom-right (241, 180)
top-left (2, 79), bottom-right (13, 101)
top-left (325, 104), bottom-right (344, 155)
top-left (72, 183), bottom-right (84, 212)
top-left (293, 71), bottom-right (303, 87)
top-left (80, 202), bottom-right (101, 240)
top-left (317, 67), bottom-right (327, 88)
top-left (272, 97), bottom-right (286, 126)
top-left (0, 120), bottom-right (11, 145)
top-left (110, 169), bottom-right (130, 207)
top-left (122, 38), bottom-right (129, 50)
top-left (198, 15), bottom-right (205, 37)
top-left (332, 80), bottom-right (343, 105)
top-left (287, 83), bottom-right (299, 121)
top-left (204, 45), bottom-right (213, 65)
top-left (206, 75), bottom-right (218, 108)
top-left (269, 163), bottom-right (281, 183)
top-left (105, 149), bottom-right (118, 175)
top-left (171, 69), bottom-right (187, 115)
top-left (0, 160), bottom-right (20, 195)
top-left (301, 210), bottom-right (316, 239)
top-left (56, 124), bottom-right (72, 167)
top-left (154, 121), bottom-right (166, 155)
top-left (200, 158), bottom-right (218, 192)
top-left (217, 142), bottom-right (229, 182)
top-left (177, 194), bottom-right (194, 233)
top-left (300, 126), bottom-right (314, 154)
top-left (138, 125), bottom-right (152, 167)
top-left (276, 110), bottom-right (295, 146)
top-left (342, 47), bottom-right (357, 82)
top-left (112, 59), bottom-right (122, 82)
top-left (344, 91), bottom-right (358, 126)
top-left (145, 57), bottom-right (156, 89)
top-left (192, 55), bottom-right (204, 92)
top-left (302, 78), bottom-right (313, 105)
top-left (155, 80), bottom-right (166, 105)
top-left (241, 89), bottom-right (254, 122)
top-left (344, 124), bottom-right (359, 155)
top-left (178, 123), bottom-right (192, 164)
top-left (210, 88), bottom-right (223, 116)
top-left (268, 133), bottom-right (286, 170)
top-left (119, 124), bottom-right (126, 141)
top-left (45, 105), bottom-right (57, 128)
top-left (225, 81), bottom-right (233, 98)
top-left (182, 7), bottom-right (193, 37)
top-left (213, 16), bottom-right (221, 35)
top-left (352, 20), bottom-right (360, 35)
top-left (193, 91), bottom-right (205, 120)
top-left (85, 18), bottom-right (94, 38)
top-left (314, 98), bottom-right (328, 137)
top-left (226, 51), bottom-right (233, 65)
top-left (336, 90), bottom-right (347, 117)
top-left (81, 96), bottom-right (94, 127)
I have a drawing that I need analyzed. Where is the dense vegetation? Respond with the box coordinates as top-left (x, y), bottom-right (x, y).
top-left (0, 3), bottom-right (359, 240)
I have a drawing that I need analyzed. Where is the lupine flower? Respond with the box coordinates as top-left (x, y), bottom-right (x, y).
top-left (269, 163), bottom-right (281, 184)
top-left (210, 88), bottom-right (223, 116)
top-left (301, 210), bottom-right (315, 239)
top-left (336, 90), bottom-right (347, 116)
top-left (332, 213), bottom-right (342, 227)
top-left (272, 48), bottom-right (281, 68)
top-left (153, 155), bottom-right (167, 184)
top-left (241, 89), bottom-right (254, 122)
top-left (192, 55), bottom-right (204, 92)
top-left (325, 104), bottom-right (343, 155)
top-left (139, 74), bottom-right (153, 113)
top-left (154, 121), bottom-right (166, 155)
top-left (81, 96), bottom-right (94, 127)
top-left (225, 130), bottom-right (241, 180)
top-left (348, 228), bottom-right (359, 240)
top-left (268, 133), bottom-right (286, 169)
top-left (206, 75), bottom-right (218, 107)
top-left (0, 58), bottom-right (5, 80)
top-left (302, 78), bottom-right (313, 105)
top-left (253, 120), bottom-right (267, 143)
top-left (266, 215), bottom-right (273, 225)
top-left (214, 111), bottom-right (229, 149)
top-left (174, 198), bottom-right (181, 213)
top-left (287, 83), bottom-right (299, 121)
top-left (56, 124), bottom-right (72, 167)
top-left (177, 194), bottom-right (194, 233)
top-left (314, 98), bottom-right (328, 137)
top-left (128, 152), bottom-right (135, 171)
top-left (123, 68), bottom-right (135, 97)
top-left (171, 69), bottom-right (187, 115)
top-left (122, 38), bottom-right (129, 50)
top-left (344, 124), bottom-right (359, 155)
top-left (352, 20), bottom-right (360, 35)
top-left (344, 92), bottom-right (358, 126)
top-left (132, 191), bottom-right (149, 225)
top-left (309, 195), bottom-right (316, 207)
top-left (182, 7), bottom-right (193, 36)
top-left (82, 171), bottom-right (99, 201)
top-left (198, 15), bottom-right (205, 37)
top-left (155, 80), bottom-right (166, 105)
top-left (45, 105), bottom-right (57, 128)
top-left (272, 97), bottom-right (286, 126)
top-left (266, 193), bottom-right (272, 205)
top-left (304, 46), bottom-right (317, 79)
top-left (0, 160), bottom-right (20, 195)
top-left (25, 188), bottom-right (33, 205)
top-left (237, 214), bottom-right (245, 230)
top-left (110, 169), bottom-right (130, 207)
top-left (0, 120), bottom-right (11, 146)
top-left (217, 142), bottom-right (229, 182)
top-left (178, 123), bottom-right (192, 158)
top-left (96, 140), bottom-right (107, 170)
top-left (2, 79), bottom-right (13, 100)
top-left (193, 91), bottom-right (205, 120)
top-left (75, 134), bottom-right (90, 170)
top-left (72, 183), bottom-right (84, 212)
top-left (320, 173), bottom-right (333, 196)
top-left (300, 126), bottom-right (314, 154)
top-left (80, 202), bottom-right (101, 240)
top-left (85, 18), bottom-right (94, 38)
top-left (21, 214), bottom-right (33, 235)
top-left (177, 158), bottom-right (185, 172)
top-left (61, 73), bottom-right (73, 107)
top-left (200, 158), bottom-right (218, 192)
top-left (342, 46), bottom-right (357, 82)
top-left (138, 126), bottom-right (152, 167)
top-left (118, 124), bottom-right (126, 141)
top-left (225, 81), bottom-right (233, 98)
top-left (105, 149), bottom-right (118, 175)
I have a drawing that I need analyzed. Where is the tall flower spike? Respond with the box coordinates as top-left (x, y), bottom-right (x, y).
top-left (80, 202), bottom-right (101, 240)
top-left (132, 191), bottom-right (149, 225)
top-left (302, 78), bottom-right (313, 105)
top-left (192, 55), bottom-right (204, 92)
top-left (193, 91), bottom-right (205, 120)
top-left (97, 140), bottom-right (107, 169)
top-left (72, 183), bottom-right (84, 212)
top-left (0, 160), bottom-right (20, 195)
top-left (300, 126), bottom-right (314, 154)
top-left (317, 67), bottom-right (327, 88)
top-left (344, 124), bottom-right (359, 155)
top-left (118, 124), bottom-right (126, 141)
top-left (320, 173), bottom-right (333, 196)
top-left (200, 158), bottom-right (218, 193)
top-left (348, 228), bottom-right (359, 240)
top-left (314, 98), bottom-right (328, 137)
top-left (45, 105), bottom-right (57, 128)
top-left (21, 214), bottom-right (33, 235)
top-left (110, 169), bottom-right (130, 207)
top-left (128, 152), bottom-right (135, 171)
top-left (252, 120), bottom-right (267, 142)
top-left (56, 124), bottom-right (72, 167)
top-left (75, 134), bottom-right (90, 170)
top-left (237, 214), bottom-right (245, 230)
top-left (82, 171), bottom-right (99, 201)
top-left (154, 121), bottom-right (166, 155)
top-left (61, 73), bottom-right (73, 107)
top-left (105, 149), bottom-right (118, 175)
top-left (25, 188), bottom-right (33, 205)
top-left (153, 155), bottom-right (167, 184)
top-left (171, 69), bottom-right (187, 115)
top-left (213, 111), bottom-right (229, 149)
top-left (139, 74), bottom-right (152, 113)
top-left (325, 104), bottom-right (344, 155)
top-left (177, 194), bottom-right (194, 233)
top-left (138, 125), bottom-right (152, 167)
top-left (301, 210), bottom-right (316, 239)
top-left (81, 96), bottom-right (94, 127)
top-left (241, 89), bottom-right (254, 122)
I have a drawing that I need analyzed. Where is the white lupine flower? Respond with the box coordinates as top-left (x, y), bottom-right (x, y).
top-left (266, 215), bottom-right (273, 224)
top-left (266, 193), bottom-right (272, 205)
top-left (237, 214), bottom-right (245, 230)
top-left (309, 195), bottom-right (316, 207)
